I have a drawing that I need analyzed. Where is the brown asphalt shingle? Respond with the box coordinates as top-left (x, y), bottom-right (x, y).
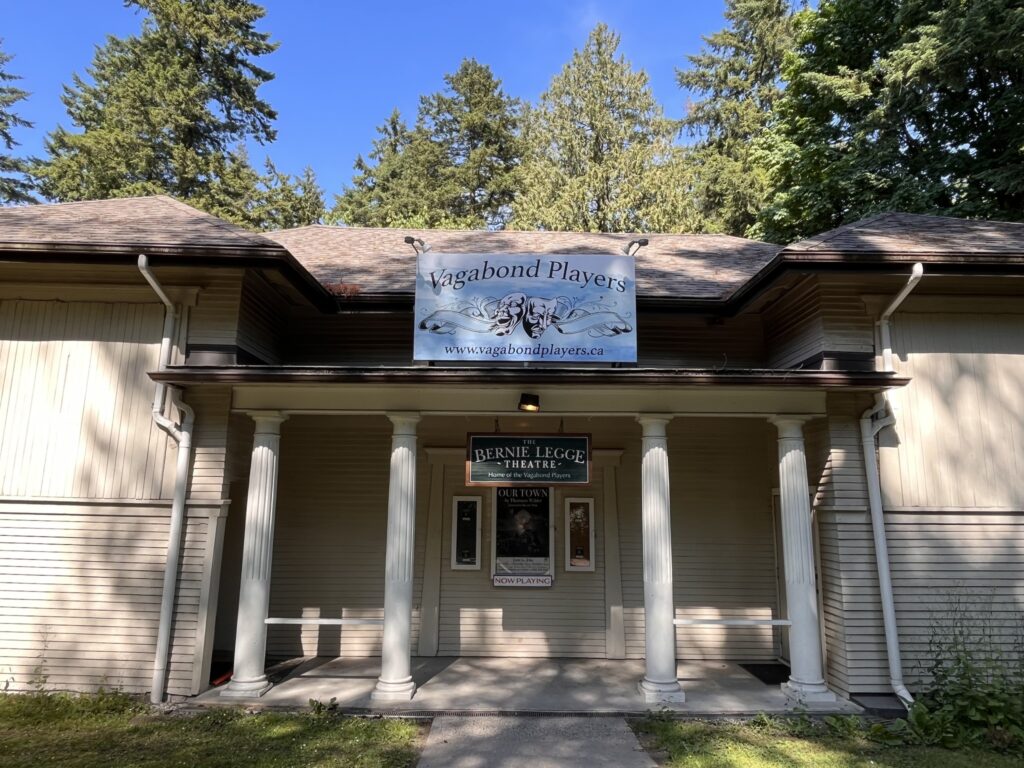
top-left (786, 212), bottom-right (1024, 254)
top-left (0, 195), bottom-right (283, 254)
top-left (265, 226), bottom-right (781, 299)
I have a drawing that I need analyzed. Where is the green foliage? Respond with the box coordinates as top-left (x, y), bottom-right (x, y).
top-left (0, 40), bottom-right (35, 204)
top-left (754, 0), bottom-right (1024, 243)
top-left (633, 714), bottom-right (1021, 767)
top-left (510, 24), bottom-right (678, 232)
top-left (0, 692), bottom-right (421, 767)
top-left (676, 0), bottom-right (793, 236)
top-left (34, 0), bottom-right (322, 229)
top-left (331, 59), bottom-right (522, 229)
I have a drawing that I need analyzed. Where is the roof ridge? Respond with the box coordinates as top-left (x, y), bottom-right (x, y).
top-left (153, 195), bottom-right (279, 247)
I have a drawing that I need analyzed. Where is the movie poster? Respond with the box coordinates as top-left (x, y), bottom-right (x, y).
top-left (493, 487), bottom-right (551, 576)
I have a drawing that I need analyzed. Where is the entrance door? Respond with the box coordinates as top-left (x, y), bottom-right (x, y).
top-left (436, 467), bottom-right (608, 658)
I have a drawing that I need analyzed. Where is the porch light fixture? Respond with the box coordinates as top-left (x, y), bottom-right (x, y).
top-left (622, 238), bottom-right (648, 256)
top-left (403, 236), bottom-right (431, 254)
top-left (518, 393), bottom-right (540, 413)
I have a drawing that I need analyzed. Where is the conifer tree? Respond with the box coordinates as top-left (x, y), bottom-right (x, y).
top-left (676, 0), bottom-right (792, 236)
top-left (754, 0), bottom-right (1024, 243)
top-left (331, 59), bottom-right (522, 228)
top-left (0, 40), bottom-right (35, 205)
top-left (35, 0), bottom-right (321, 228)
top-left (510, 24), bottom-right (675, 232)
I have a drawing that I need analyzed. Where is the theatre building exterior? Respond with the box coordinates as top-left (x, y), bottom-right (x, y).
top-left (1, 196), bottom-right (1022, 708)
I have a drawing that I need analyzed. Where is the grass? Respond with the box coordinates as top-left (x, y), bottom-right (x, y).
top-left (631, 714), bottom-right (1024, 768)
top-left (0, 692), bottom-right (422, 768)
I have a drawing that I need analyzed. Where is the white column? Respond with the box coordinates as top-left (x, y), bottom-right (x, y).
top-left (223, 411), bottom-right (287, 698)
top-left (636, 416), bottom-right (684, 703)
top-left (770, 417), bottom-right (836, 704)
top-left (372, 412), bottom-right (421, 702)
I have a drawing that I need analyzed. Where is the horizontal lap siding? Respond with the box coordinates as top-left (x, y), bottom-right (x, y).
top-left (236, 272), bottom-right (284, 364)
top-left (764, 278), bottom-right (824, 369)
top-left (437, 473), bottom-right (607, 658)
top-left (0, 503), bottom-right (208, 696)
top-left (266, 416), bottom-right (424, 659)
top-left (832, 513), bottom-right (1024, 694)
top-left (622, 419), bottom-right (780, 661)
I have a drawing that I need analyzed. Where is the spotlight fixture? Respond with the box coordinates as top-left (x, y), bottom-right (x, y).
top-left (403, 236), bottom-right (431, 254)
top-left (622, 238), bottom-right (649, 257)
top-left (517, 393), bottom-right (541, 413)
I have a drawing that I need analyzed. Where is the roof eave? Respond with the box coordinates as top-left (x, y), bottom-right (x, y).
top-left (150, 365), bottom-right (908, 390)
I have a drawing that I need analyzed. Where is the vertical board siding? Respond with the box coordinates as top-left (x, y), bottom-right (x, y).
top-left (0, 300), bottom-right (172, 499)
top-left (437, 470), bottom-right (608, 658)
top-left (265, 416), bottom-right (425, 659)
top-left (621, 419), bottom-right (781, 661)
top-left (0, 503), bottom-right (209, 696)
top-left (883, 312), bottom-right (1024, 509)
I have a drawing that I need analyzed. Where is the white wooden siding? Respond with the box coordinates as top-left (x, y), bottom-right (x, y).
top-left (819, 511), bottom-right (1024, 694)
top-left (621, 419), bottom-right (781, 661)
top-left (0, 501), bottom-right (209, 696)
top-left (437, 470), bottom-right (608, 658)
top-left (0, 300), bottom-right (173, 499)
top-left (264, 416), bottom-right (425, 659)
top-left (882, 312), bottom-right (1024, 509)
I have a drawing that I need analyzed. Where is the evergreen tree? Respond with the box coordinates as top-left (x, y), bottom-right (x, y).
top-left (676, 0), bottom-right (792, 236)
top-left (35, 0), bottom-right (319, 228)
top-left (754, 0), bottom-right (1024, 243)
top-left (510, 24), bottom-right (676, 232)
top-left (330, 109), bottom-right (442, 227)
top-left (0, 40), bottom-right (35, 204)
top-left (330, 59), bottom-right (522, 228)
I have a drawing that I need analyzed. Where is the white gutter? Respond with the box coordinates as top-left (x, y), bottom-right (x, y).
top-left (860, 263), bottom-right (923, 708)
top-left (138, 255), bottom-right (196, 704)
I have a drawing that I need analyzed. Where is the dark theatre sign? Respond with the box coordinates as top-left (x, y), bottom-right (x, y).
top-left (466, 434), bottom-right (590, 486)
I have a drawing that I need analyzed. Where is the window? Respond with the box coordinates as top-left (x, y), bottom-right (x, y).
top-left (564, 497), bottom-right (595, 572)
top-left (451, 496), bottom-right (482, 570)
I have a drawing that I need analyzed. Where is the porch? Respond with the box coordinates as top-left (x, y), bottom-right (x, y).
top-left (195, 656), bottom-right (860, 714)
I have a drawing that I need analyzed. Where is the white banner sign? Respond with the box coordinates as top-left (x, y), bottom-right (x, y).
top-left (414, 253), bottom-right (637, 363)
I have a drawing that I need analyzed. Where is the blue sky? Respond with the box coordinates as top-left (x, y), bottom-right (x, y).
top-left (3, 1), bottom-right (730, 200)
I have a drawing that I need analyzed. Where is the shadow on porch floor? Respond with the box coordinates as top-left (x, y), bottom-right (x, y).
top-left (192, 657), bottom-right (861, 715)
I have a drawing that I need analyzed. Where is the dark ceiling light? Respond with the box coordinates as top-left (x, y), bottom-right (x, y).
top-left (517, 393), bottom-right (540, 413)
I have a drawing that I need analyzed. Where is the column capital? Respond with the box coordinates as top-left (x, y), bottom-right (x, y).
top-left (387, 412), bottom-right (421, 435)
top-left (636, 414), bottom-right (673, 437)
top-left (769, 416), bottom-right (808, 439)
top-left (246, 411), bottom-right (288, 434)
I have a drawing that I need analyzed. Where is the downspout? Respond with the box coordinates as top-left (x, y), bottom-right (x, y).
top-left (139, 255), bottom-right (195, 704)
top-left (860, 262), bottom-right (923, 708)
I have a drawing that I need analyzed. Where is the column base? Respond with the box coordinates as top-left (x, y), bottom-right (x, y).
top-left (638, 678), bottom-right (685, 704)
top-left (371, 677), bottom-right (417, 703)
top-left (781, 680), bottom-right (838, 708)
top-left (221, 678), bottom-right (273, 698)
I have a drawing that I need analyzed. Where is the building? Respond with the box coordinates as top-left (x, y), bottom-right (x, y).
top-left (0, 196), bottom-right (1021, 706)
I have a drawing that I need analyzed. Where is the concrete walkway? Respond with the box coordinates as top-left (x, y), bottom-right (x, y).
top-left (417, 716), bottom-right (656, 768)
top-left (195, 657), bottom-right (859, 714)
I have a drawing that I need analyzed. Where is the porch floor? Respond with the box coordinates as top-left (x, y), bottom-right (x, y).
top-left (193, 657), bottom-right (861, 715)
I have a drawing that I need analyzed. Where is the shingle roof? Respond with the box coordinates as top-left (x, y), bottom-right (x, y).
top-left (0, 195), bottom-right (284, 255)
top-left (785, 212), bottom-right (1024, 255)
top-left (265, 226), bottom-right (781, 299)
